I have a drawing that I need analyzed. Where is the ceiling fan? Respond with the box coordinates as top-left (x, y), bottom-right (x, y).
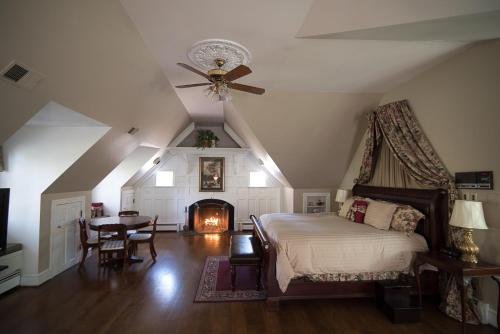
top-left (175, 58), bottom-right (265, 101)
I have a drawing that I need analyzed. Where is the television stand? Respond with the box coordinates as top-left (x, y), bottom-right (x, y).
top-left (0, 243), bottom-right (23, 295)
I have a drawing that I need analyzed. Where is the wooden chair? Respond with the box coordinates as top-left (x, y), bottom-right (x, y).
top-left (128, 215), bottom-right (158, 261)
top-left (97, 224), bottom-right (129, 268)
top-left (78, 217), bottom-right (102, 268)
top-left (118, 210), bottom-right (139, 235)
top-left (118, 210), bottom-right (139, 216)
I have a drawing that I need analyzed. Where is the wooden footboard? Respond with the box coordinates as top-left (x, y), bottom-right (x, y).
top-left (250, 213), bottom-right (440, 311)
top-left (250, 214), bottom-right (281, 309)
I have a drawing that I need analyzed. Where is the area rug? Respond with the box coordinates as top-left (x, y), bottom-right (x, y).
top-left (194, 256), bottom-right (266, 302)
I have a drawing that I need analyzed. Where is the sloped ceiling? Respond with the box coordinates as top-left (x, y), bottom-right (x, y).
top-left (0, 0), bottom-right (191, 193)
top-left (120, 0), bottom-right (471, 113)
top-left (120, 0), bottom-right (500, 190)
top-left (27, 101), bottom-right (109, 127)
top-left (298, 0), bottom-right (500, 40)
top-left (3, 0), bottom-right (499, 193)
top-left (228, 91), bottom-right (381, 188)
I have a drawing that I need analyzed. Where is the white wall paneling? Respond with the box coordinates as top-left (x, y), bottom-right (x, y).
top-left (50, 196), bottom-right (85, 278)
top-left (131, 148), bottom-right (284, 231)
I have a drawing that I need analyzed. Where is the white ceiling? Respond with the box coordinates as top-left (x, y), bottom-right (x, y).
top-left (27, 101), bottom-right (109, 127)
top-left (297, 0), bottom-right (500, 39)
top-left (304, 11), bottom-right (500, 42)
top-left (120, 0), bottom-right (500, 121)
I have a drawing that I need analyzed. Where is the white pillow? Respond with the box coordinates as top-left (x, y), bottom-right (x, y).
top-left (338, 197), bottom-right (355, 218)
top-left (364, 200), bottom-right (398, 230)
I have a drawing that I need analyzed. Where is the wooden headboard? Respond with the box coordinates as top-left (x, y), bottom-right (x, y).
top-left (352, 184), bottom-right (448, 251)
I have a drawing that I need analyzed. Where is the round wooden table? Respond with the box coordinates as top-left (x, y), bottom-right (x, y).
top-left (89, 215), bottom-right (152, 231)
top-left (89, 215), bottom-right (152, 263)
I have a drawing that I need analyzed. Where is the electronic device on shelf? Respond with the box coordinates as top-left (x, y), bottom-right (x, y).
top-left (455, 171), bottom-right (493, 189)
top-left (439, 247), bottom-right (461, 258)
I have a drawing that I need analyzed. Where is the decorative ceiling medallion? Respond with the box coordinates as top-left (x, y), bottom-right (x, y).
top-left (188, 39), bottom-right (251, 71)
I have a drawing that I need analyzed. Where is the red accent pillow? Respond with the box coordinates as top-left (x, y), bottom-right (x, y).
top-left (348, 200), bottom-right (369, 223)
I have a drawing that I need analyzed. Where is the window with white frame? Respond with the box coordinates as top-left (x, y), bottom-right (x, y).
top-left (249, 171), bottom-right (266, 187)
top-left (156, 170), bottom-right (174, 187)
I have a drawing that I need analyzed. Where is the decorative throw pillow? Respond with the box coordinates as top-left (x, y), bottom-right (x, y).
top-left (339, 196), bottom-right (372, 218)
top-left (364, 200), bottom-right (398, 230)
top-left (347, 200), bottom-right (369, 223)
top-left (390, 205), bottom-right (425, 235)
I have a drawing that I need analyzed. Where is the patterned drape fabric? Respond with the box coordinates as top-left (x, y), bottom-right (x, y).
top-left (357, 112), bottom-right (381, 184)
top-left (368, 140), bottom-right (424, 189)
top-left (356, 99), bottom-right (478, 324)
top-left (358, 100), bottom-right (455, 192)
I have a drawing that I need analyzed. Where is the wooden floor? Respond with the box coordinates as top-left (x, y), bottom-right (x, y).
top-left (0, 233), bottom-right (496, 334)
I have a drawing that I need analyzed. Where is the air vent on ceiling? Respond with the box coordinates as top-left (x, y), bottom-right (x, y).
top-left (153, 157), bottom-right (161, 165)
top-left (0, 60), bottom-right (45, 90)
top-left (4, 64), bottom-right (28, 82)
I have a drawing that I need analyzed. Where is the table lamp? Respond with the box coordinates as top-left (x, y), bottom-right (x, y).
top-left (449, 200), bottom-right (488, 263)
top-left (335, 189), bottom-right (349, 214)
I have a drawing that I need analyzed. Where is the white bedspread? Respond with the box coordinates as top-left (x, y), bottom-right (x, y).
top-left (260, 213), bottom-right (429, 292)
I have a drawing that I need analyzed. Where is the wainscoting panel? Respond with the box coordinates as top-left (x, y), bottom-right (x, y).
top-left (131, 149), bottom-right (284, 231)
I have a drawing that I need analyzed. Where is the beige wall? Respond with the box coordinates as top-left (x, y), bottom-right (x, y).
top-left (344, 39), bottom-right (500, 312)
top-left (280, 187), bottom-right (295, 214)
top-left (294, 188), bottom-right (335, 213)
top-left (231, 91), bottom-right (380, 190)
top-left (339, 130), bottom-right (367, 190)
top-left (39, 191), bottom-right (92, 272)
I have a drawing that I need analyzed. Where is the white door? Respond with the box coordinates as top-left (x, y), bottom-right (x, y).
top-left (51, 197), bottom-right (85, 277)
top-left (121, 190), bottom-right (135, 211)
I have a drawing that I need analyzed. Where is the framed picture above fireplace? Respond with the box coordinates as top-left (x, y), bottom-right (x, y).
top-left (199, 157), bottom-right (225, 192)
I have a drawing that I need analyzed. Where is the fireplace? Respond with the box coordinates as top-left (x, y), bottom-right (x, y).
top-left (188, 199), bottom-right (234, 233)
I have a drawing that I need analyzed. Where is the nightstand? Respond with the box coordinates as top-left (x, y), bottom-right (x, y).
top-left (414, 251), bottom-right (500, 334)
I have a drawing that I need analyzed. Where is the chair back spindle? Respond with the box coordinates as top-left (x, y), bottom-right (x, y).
top-left (78, 217), bottom-right (89, 248)
top-left (118, 210), bottom-right (139, 217)
top-left (151, 215), bottom-right (159, 240)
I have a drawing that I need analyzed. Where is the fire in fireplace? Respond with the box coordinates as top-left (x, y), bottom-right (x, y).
top-left (188, 199), bottom-right (234, 233)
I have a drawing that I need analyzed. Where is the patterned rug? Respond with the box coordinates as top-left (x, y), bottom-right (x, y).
top-left (194, 256), bottom-right (266, 302)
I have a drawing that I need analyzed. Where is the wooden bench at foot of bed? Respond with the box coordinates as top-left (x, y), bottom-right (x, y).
top-left (229, 234), bottom-right (263, 291)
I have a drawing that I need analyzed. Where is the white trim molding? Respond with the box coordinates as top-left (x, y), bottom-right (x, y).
top-left (168, 122), bottom-right (195, 148)
top-left (488, 307), bottom-right (498, 328)
top-left (20, 268), bottom-right (52, 286)
top-left (224, 123), bottom-right (247, 148)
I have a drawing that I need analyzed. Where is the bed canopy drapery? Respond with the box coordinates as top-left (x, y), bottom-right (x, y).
top-left (356, 99), bottom-right (455, 195)
top-left (355, 99), bottom-right (479, 324)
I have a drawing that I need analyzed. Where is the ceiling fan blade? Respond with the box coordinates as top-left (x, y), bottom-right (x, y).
top-left (176, 63), bottom-right (210, 80)
top-left (228, 82), bottom-right (265, 95)
top-left (175, 83), bottom-right (211, 88)
top-left (224, 65), bottom-right (252, 82)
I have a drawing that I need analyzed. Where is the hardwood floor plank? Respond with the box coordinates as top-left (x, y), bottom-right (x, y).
top-left (0, 233), bottom-right (496, 334)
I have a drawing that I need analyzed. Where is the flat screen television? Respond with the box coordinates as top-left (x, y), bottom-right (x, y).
top-left (0, 188), bottom-right (9, 252)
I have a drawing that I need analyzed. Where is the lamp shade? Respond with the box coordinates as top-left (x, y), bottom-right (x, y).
top-left (450, 200), bottom-right (488, 230)
top-left (335, 189), bottom-right (349, 203)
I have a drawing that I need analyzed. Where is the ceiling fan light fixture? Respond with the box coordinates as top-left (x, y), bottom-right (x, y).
top-left (176, 39), bottom-right (265, 99)
top-left (204, 82), bottom-right (232, 101)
